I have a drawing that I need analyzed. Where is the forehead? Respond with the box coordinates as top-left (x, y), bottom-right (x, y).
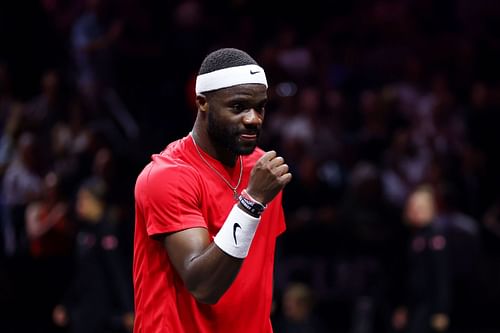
top-left (209, 84), bottom-right (267, 101)
top-left (409, 191), bottom-right (433, 205)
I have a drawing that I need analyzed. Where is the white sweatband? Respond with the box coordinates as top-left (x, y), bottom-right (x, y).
top-left (195, 64), bottom-right (268, 95)
top-left (213, 204), bottom-right (260, 259)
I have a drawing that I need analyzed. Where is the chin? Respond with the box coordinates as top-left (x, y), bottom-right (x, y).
top-left (234, 143), bottom-right (257, 155)
top-left (239, 148), bottom-right (256, 155)
top-left (233, 136), bottom-right (259, 155)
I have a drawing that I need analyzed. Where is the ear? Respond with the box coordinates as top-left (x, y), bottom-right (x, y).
top-left (196, 94), bottom-right (209, 113)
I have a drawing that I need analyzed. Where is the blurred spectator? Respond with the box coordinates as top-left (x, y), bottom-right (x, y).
top-left (0, 63), bottom-right (23, 179)
top-left (24, 69), bottom-right (70, 170)
top-left (275, 153), bottom-right (342, 312)
top-left (413, 73), bottom-right (465, 157)
top-left (392, 185), bottom-right (450, 333)
top-left (333, 161), bottom-right (400, 332)
top-left (1, 131), bottom-right (43, 256)
top-left (337, 161), bottom-right (400, 256)
top-left (0, 102), bottom-right (23, 177)
top-left (49, 96), bottom-right (95, 187)
top-left (90, 145), bottom-right (134, 254)
top-left (277, 86), bottom-right (318, 149)
top-left (53, 177), bottom-right (134, 333)
top-left (267, 84), bottom-right (341, 172)
top-left (281, 153), bottom-right (340, 257)
top-left (22, 171), bottom-right (75, 332)
top-left (25, 171), bottom-right (73, 258)
top-left (273, 282), bottom-right (327, 333)
top-left (435, 182), bottom-right (483, 331)
top-left (24, 69), bottom-right (66, 134)
top-left (71, 0), bottom-right (139, 142)
top-left (71, 0), bottom-right (121, 92)
top-left (382, 128), bottom-right (431, 208)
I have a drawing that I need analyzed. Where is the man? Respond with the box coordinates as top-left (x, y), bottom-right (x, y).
top-left (392, 185), bottom-right (450, 333)
top-left (133, 48), bottom-right (292, 332)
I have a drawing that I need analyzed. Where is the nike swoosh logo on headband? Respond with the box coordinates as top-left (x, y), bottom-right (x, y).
top-left (250, 69), bottom-right (260, 75)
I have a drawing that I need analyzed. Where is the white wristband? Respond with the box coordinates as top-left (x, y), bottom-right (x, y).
top-left (214, 204), bottom-right (260, 259)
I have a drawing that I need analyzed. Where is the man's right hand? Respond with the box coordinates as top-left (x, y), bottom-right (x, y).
top-left (246, 151), bottom-right (292, 205)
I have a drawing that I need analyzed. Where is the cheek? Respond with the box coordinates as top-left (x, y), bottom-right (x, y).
top-left (209, 112), bottom-right (238, 134)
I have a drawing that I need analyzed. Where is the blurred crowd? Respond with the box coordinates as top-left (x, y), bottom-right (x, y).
top-left (1, 0), bottom-right (500, 332)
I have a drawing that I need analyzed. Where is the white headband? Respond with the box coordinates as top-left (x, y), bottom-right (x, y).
top-left (195, 64), bottom-right (268, 95)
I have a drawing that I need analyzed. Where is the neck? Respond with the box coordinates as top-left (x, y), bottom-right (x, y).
top-left (191, 127), bottom-right (237, 167)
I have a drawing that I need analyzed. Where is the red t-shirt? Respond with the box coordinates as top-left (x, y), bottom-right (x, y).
top-left (133, 134), bottom-right (286, 333)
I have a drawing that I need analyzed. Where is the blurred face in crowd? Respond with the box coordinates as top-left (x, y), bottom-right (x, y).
top-left (76, 188), bottom-right (104, 223)
top-left (405, 188), bottom-right (436, 228)
top-left (282, 283), bottom-right (313, 322)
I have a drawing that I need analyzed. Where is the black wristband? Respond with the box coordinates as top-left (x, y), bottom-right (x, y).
top-left (238, 194), bottom-right (266, 218)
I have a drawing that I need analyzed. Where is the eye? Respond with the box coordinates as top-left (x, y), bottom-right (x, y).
top-left (257, 103), bottom-right (266, 114)
top-left (231, 103), bottom-right (247, 113)
top-left (230, 101), bottom-right (266, 114)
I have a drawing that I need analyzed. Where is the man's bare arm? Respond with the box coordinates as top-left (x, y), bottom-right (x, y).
top-left (163, 227), bottom-right (242, 304)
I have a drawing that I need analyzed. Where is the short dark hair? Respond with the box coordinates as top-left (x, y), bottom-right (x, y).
top-left (198, 48), bottom-right (258, 75)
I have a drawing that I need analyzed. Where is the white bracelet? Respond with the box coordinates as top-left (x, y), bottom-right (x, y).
top-left (214, 204), bottom-right (260, 259)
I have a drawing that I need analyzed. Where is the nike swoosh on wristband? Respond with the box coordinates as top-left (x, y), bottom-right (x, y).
top-left (233, 223), bottom-right (242, 245)
top-left (250, 69), bottom-right (260, 75)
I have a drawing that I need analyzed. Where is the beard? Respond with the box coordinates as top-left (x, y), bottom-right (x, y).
top-left (207, 111), bottom-right (259, 156)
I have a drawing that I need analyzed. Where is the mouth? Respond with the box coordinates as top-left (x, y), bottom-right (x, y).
top-left (239, 132), bottom-right (258, 141)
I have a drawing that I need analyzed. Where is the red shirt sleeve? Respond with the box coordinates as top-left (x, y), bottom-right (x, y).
top-left (275, 191), bottom-right (286, 236)
top-left (140, 164), bottom-right (207, 237)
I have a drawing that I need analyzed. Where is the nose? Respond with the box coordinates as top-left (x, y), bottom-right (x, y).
top-left (242, 109), bottom-right (262, 127)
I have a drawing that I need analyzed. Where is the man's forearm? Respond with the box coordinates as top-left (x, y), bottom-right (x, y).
top-left (183, 243), bottom-right (243, 304)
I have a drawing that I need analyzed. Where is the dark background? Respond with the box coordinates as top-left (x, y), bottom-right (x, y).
top-left (1, 0), bottom-right (500, 332)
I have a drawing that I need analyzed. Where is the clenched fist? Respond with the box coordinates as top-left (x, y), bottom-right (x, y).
top-left (246, 151), bottom-right (292, 205)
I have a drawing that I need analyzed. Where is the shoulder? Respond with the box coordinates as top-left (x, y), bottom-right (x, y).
top-left (136, 157), bottom-right (200, 193)
top-left (135, 139), bottom-right (202, 200)
top-left (138, 137), bottom-right (196, 177)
